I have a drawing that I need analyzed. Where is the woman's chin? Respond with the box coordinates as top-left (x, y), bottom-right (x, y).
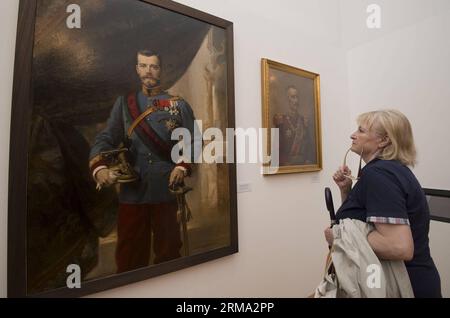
top-left (350, 145), bottom-right (359, 153)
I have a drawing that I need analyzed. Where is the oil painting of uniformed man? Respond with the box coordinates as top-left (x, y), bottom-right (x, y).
top-left (25, 0), bottom-right (235, 295)
top-left (262, 59), bottom-right (322, 175)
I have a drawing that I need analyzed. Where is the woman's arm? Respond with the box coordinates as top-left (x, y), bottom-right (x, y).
top-left (367, 223), bottom-right (414, 261)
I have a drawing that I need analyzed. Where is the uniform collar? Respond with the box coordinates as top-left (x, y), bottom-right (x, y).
top-left (142, 85), bottom-right (163, 97)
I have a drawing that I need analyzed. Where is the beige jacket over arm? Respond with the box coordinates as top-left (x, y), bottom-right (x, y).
top-left (315, 219), bottom-right (414, 298)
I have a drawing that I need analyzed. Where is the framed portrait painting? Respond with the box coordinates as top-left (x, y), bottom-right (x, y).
top-left (261, 58), bottom-right (322, 175)
top-left (8, 0), bottom-right (237, 297)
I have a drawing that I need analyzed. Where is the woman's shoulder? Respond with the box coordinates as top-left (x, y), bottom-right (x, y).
top-left (366, 159), bottom-right (406, 173)
top-left (361, 159), bottom-right (406, 183)
top-left (363, 159), bottom-right (419, 190)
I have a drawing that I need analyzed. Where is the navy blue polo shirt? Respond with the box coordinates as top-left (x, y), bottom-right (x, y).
top-left (336, 158), bottom-right (442, 298)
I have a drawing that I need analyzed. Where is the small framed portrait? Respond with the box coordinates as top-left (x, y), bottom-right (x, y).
top-left (8, 0), bottom-right (237, 297)
top-left (261, 58), bottom-right (322, 175)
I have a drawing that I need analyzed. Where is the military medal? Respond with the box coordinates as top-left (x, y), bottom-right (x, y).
top-left (151, 98), bottom-right (180, 116)
top-left (165, 118), bottom-right (179, 132)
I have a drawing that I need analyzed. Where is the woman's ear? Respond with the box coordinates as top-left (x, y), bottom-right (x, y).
top-left (378, 135), bottom-right (391, 148)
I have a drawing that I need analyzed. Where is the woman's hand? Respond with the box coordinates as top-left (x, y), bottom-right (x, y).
top-left (324, 227), bottom-right (334, 246)
top-left (333, 165), bottom-right (353, 193)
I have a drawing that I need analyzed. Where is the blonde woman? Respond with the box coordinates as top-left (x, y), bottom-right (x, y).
top-left (325, 110), bottom-right (441, 298)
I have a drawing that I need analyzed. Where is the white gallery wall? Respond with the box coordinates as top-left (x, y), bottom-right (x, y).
top-left (0, 0), bottom-right (448, 297)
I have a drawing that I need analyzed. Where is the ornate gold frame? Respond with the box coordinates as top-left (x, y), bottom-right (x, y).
top-left (261, 58), bottom-right (322, 175)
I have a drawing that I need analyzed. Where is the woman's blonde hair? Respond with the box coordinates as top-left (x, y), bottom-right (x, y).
top-left (357, 109), bottom-right (417, 166)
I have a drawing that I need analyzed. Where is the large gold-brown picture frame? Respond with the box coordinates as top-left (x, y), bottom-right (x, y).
top-left (261, 58), bottom-right (322, 175)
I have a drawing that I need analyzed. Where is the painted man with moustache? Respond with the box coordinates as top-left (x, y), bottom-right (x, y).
top-left (89, 50), bottom-right (197, 273)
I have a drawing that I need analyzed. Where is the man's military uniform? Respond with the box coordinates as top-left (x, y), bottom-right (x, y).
top-left (273, 111), bottom-right (314, 166)
top-left (89, 88), bottom-right (197, 272)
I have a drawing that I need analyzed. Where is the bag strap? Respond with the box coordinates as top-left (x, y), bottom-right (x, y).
top-left (324, 248), bottom-right (336, 276)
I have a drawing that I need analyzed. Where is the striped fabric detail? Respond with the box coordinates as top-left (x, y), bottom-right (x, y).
top-left (367, 216), bottom-right (410, 225)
